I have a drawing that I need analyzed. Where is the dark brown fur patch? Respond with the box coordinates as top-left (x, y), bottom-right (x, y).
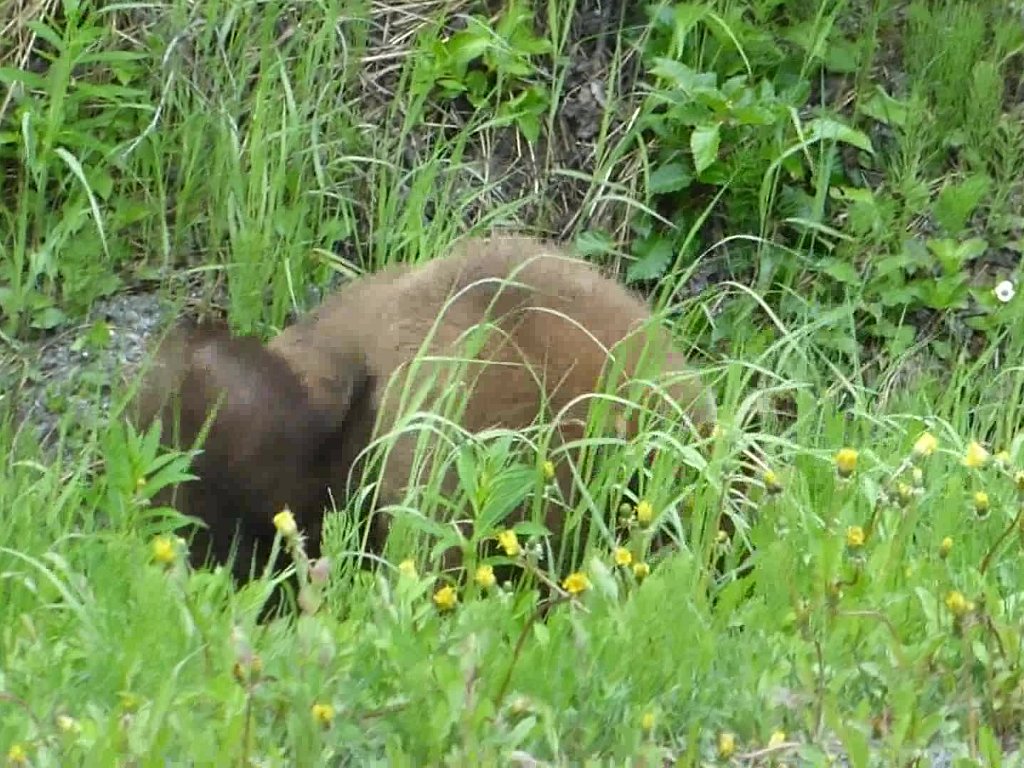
top-left (133, 319), bottom-right (374, 587)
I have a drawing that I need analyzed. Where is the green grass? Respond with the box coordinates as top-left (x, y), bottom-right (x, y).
top-left (3, 0), bottom-right (1024, 763)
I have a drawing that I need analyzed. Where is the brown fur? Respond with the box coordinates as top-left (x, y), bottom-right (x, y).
top-left (132, 235), bottom-right (718, 590)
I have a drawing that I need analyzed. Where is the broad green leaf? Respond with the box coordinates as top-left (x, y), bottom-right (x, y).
top-left (821, 259), bottom-right (860, 285)
top-left (690, 123), bottom-right (720, 174)
top-left (933, 174), bottom-right (991, 235)
top-left (806, 117), bottom-right (874, 154)
top-left (626, 237), bottom-right (673, 283)
top-left (649, 162), bottom-right (692, 194)
top-left (575, 230), bottom-right (614, 257)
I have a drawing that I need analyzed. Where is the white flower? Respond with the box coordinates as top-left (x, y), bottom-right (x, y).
top-left (995, 280), bottom-right (1015, 303)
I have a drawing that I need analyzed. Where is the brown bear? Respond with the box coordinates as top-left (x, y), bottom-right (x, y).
top-left (131, 234), bottom-right (718, 599)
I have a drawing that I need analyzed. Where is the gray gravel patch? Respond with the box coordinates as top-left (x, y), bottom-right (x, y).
top-left (7, 290), bottom-right (177, 451)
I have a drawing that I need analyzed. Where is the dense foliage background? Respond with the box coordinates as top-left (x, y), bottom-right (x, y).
top-left (2, 0), bottom-right (1024, 764)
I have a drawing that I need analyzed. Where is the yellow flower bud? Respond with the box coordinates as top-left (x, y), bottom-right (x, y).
top-left (717, 731), bottom-right (736, 759)
top-left (763, 469), bottom-right (783, 495)
top-left (835, 447), bottom-right (858, 478)
top-left (635, 499), bottom-right (655, 525)
top-left (497, 529), bottom-right (521, 557)
top-left (945, 590), bottom-right (972, 617)
top-left (7, 744), bottom-right (28, 766)
top-left (973, 490), bottom-right (990, 516)
top-left (562, 571), bottom-right (591, 595)
top-left (939, 536), bottom-right (953, 559)
top-left (151, 535), bottom-right (177, 566)
top-left (433, 585), bottom-right (458, 611)
top-left (912, 431), bottom-right (938, 458)
top-left (475, 564), bottom-right (496, 589)
top-left (311, 702), bottom-right (335, 727)
top-left (896, 482), bottom-right (913, 507)
top-left (273, 507), bottom-right (298, 538)
top-left (641, 711), bottom-right (656, 732)
top-left (963, 441), bottom-right (989, 469)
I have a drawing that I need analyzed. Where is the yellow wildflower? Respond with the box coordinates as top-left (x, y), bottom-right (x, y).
top-left (641, 711), bottom-right (656, 732)
top-left (433, 585), bottom-right (458, 612)
top-left (398, 558), bottom-right (417, 578)
top-left (56, 714), bottom-right (81, 734)
top-left (542, 460), bottom-right (556, 480)
top-left (635, 499), bottom-right (654, 525)
top-left (311, 702), bottom-right (335, 727)
top-left (912, 431), bottom-right (938, 459)
top-left (963, 441), bottom-right (989, 469)
top-left (151, 535), bottom-right (177, 566)
top-left (945, 590), bottom-right (972, 617)
top-left (835, 447), bottom-right (858, 478)
top-left (508, 695), bottom-right (533, 715)
top-left (232, 655), bottom-right (263, 686)
top-left (846, 525), bottom-right (865, 549)
top-left (717, 731), bottom-right (736, 759)
top-left (769, 729), bottom-right (786, 747)
top-left (475, 564), bottom-right (496, 589)
top-left (632, 562), bottom-right (651, 581)
top-left (973, 490), bottom-right (990, 516)
top-left (939, 536), bottom-right (953, 559)
top-left (763, 468), bottom-right (783, 495)
top-left (273, 507), bottom-right (298, 539)
top-left (7, 744), bottom-right (27, 766)
top-left (562, 571), bottom-right (591, 595)
top-left (895, 482), bottom-right (913, 507)
top-left (497, 529), bottom-right (521, 557)
top-left (613, 547), bottom-right (633, 567)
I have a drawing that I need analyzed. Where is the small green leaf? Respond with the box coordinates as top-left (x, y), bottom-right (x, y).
top-left (575, 230), bottom-right (614, 258)
top-left (30, 305), bottom-right (66, 330)
top-left (672, 3), bottom-right (708, 37)
top-left (807, 117), bottom-right (874, 154)
top-left (447, 29), bottom-right (491, 66)
top-left (649, 58), bottom-right (716, 92)
top-left (690, 123), bottom-right (720, 174)
top-left (823, 37), bottom-right (861, 73)
top-left (821, 259), bottom-right (860, 285)
top-left (649, 162), bottom-right (692, 194)
top-left (933, 174), bottom-right (991, 235)
top-left (511, 520), bottom-right (552, 538)
top-left (729, 104), bottom-right (778, 126)
top-left (516, 112), bottom-right (540, 143)
top-left (859, 85), bottom-right (908, 127)
top-left (626, 237), bottom-right (673, 283)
